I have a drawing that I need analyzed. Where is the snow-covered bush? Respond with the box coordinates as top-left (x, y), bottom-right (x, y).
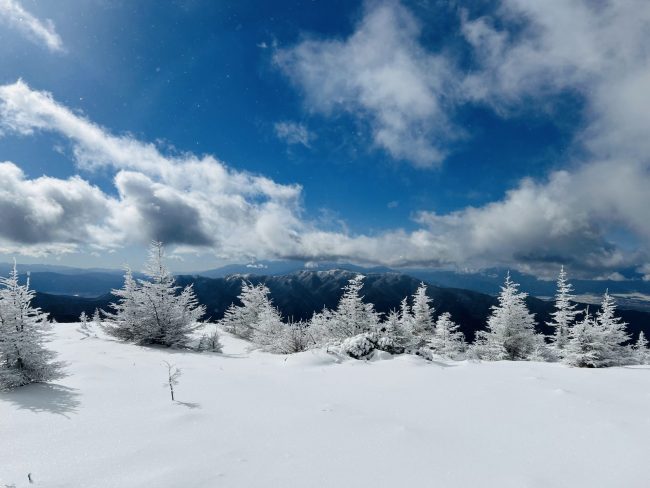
top-left (341, 333), bottom-right (377, 359)
top-left (103, 241), bottom-right (205, 348)
top-left (0, 263), bottom-right (63, 390)
top-left (197, 326), bottom-right (223, 353)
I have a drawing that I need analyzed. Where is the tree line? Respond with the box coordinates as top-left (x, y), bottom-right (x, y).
top-left (1, 242), bottom-right (648, 390)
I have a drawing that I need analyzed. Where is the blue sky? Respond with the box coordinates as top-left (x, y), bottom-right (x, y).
top-left (0, 0), bottom-right (648, 279)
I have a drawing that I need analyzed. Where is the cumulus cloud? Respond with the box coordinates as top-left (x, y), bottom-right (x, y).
top-left (274, 2), bottom-right (456, 167)
top-left (2, 0), bottom-right (650, 278)
top-left (0, 0), bottom-right (63, 52)
top-left (0, 161), bottom-right (116, 253)
top-left (274, 121), bottom-right (313, 148)
top-left (0, 81), bottom-right (305, 260)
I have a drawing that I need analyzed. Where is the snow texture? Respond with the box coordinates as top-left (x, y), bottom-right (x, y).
top-left (2, 323), bottom-right (650, 487)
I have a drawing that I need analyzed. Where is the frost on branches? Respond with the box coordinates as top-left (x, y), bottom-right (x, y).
top-left (104, 241), bottom-right (205, 348)
top-left (0, 263), bottom-right (63, 390)
top-left (428, 312), bottom-right (465, 359)
top-left (473, 273), bottom-right (543, 361)
top-left (547, 266), bottom-right (580, 355)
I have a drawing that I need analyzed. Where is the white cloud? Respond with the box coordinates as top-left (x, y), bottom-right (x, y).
top-left (275, 2), bottom-right (457, 167)
top-left (274, 121), bottom-right (313, 148)
top-left (0, 0), bottom-right (63, 52)
top-left (3, 0), bottom-right (650, 278)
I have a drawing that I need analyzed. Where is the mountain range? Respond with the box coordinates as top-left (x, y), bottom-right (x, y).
top-left (25, 268), bottom-right (650, 343)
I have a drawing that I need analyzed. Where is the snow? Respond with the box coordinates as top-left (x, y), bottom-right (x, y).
top-left (2, 324), bottom-right (650, 487)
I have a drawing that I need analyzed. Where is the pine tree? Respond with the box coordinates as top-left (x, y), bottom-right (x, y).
top-left (633, 331), bottom-right (650, 365)
top-left (429, 312), bottom-right (465, 359)
top-left (250, 287), bottom-right (285, 352)
top-left (564, 308), bottom-right (606, 367)
top-left (376, 309), bottom-right (410, 354)
top-left (103, 266), bottom-right (141, 342)
top-left (411, 283), bottom-right (435, 346)
top-left (547, 266), bottom-right (579, 353)
top-left (221, 281), bottom-right (271, 340)
top-left (327, 274), bottom-right (379, 340)
top-left (595, 290), bottom-right (631, 366)
top-left (104, 242), bottom-right (205, 347)
top-left (0, 263), bottom-right (62, 390)
top-left (474, 272), bottom-right (540, 360)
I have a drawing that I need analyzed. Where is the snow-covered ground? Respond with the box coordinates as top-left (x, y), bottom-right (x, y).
top-left (2, 324), bottom-right (650, 488)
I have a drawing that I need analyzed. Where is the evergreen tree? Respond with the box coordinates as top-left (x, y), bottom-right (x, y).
top-left (327, 274), bottom-right (379, 340)
top-left (429, 312), bottom-right (465, 359)
top-left (0, 263), bottom-right (62, 390)
top-left (547, 266), bottom-right (579, 353)
top-left (221, 281), bottom-right (270, 340)
top-left (633, 331), bottom-right (650, 365)
top-left (564, 308), bottom-right (606, 367)
top-left (103, 266), bottom-right (140, 342)
top-left (410, 283), bottom-right (435, 346)
top-left (104, 242), bottom-right (205, 347)
top-left (474, 272), bottom-right (540, 360)
top-left (595, 290), bottom-right (631, 366)
top-left (376, 309), bottom-right (410, 354)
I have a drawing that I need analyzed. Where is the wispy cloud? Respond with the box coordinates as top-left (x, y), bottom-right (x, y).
top-left (0, 0), bottom-right (63, 52)
top-left (274, 121), bottom-right (313, 148)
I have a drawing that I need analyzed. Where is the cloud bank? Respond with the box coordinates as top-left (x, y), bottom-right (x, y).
top-left (1, 0), bottom-right (650, 277)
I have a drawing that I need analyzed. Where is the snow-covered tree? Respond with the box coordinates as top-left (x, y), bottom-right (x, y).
top-left (428, 312), bottom-right (465, 359)
top-left (221, 281), bottom-right (270, 340)
top-left (547, 266), bottom-right (580, 353)
top-left (595, 290), bottom-right (631, 366)
top-left (104, 242), bottom-right (205, 347)
top-left (633, 331), bottom-right (650, 365)
top-left (219, 281), bottom-right (294, 353)
top-left (0, 263), bottom-right (62, 390)
top-left (326, 274), bottom-right (380, 341)
top-left (275, 320), bottom-right (311, 354)
top-left (563, 308), bottom-right (606, 367)
top-left (410, 283), bottom-right (435, 346)
top-left (103, 266), bottom-right (141, 342)
top-left (474, 273), bottom-right (540, 360)
top-left (376, 309), bottom-right (410, 354)
top-left (78, 311), bottom-right (91, 339)
top-left (250, 290), bottom-right (285, 352)
top-left (163, 361), bottom-right (181, 401)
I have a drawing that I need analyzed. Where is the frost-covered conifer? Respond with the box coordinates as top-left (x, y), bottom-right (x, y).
top-left (376, 309), bottom-right (410, 354)
top-left (595, 291), bottom-right (631, 366)
top-left (103, 266), bottom-right (140, 342)
top-left (410, 283), bottom-right (434, 346)
top-left (474, 273), bottom-right (540, 360)
top-left (276, 320), bottom-right (311, 354)
top-left (221, 281), bottom-right (270, 340)
top-left (327, 274), bottom-right (379, 340)
top-left (633, 331), bottom-right (650, 365)
top-left (0, 263), bottom-right (62, 390)
top-left (547, 266), bottom-right (579, 353)
top-left (563, 308), bottom-right (606, 367)
top-left (104, 242), bottom-right (205, 347)
top-left (429, 312), bottom-right (465, 359)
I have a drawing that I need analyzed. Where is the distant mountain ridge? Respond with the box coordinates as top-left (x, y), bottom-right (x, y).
top-left (30, 269), bottom-right (650, 343)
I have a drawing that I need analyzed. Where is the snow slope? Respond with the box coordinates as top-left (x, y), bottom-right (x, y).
top-left (2, 324), bottom-right (650, 487)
